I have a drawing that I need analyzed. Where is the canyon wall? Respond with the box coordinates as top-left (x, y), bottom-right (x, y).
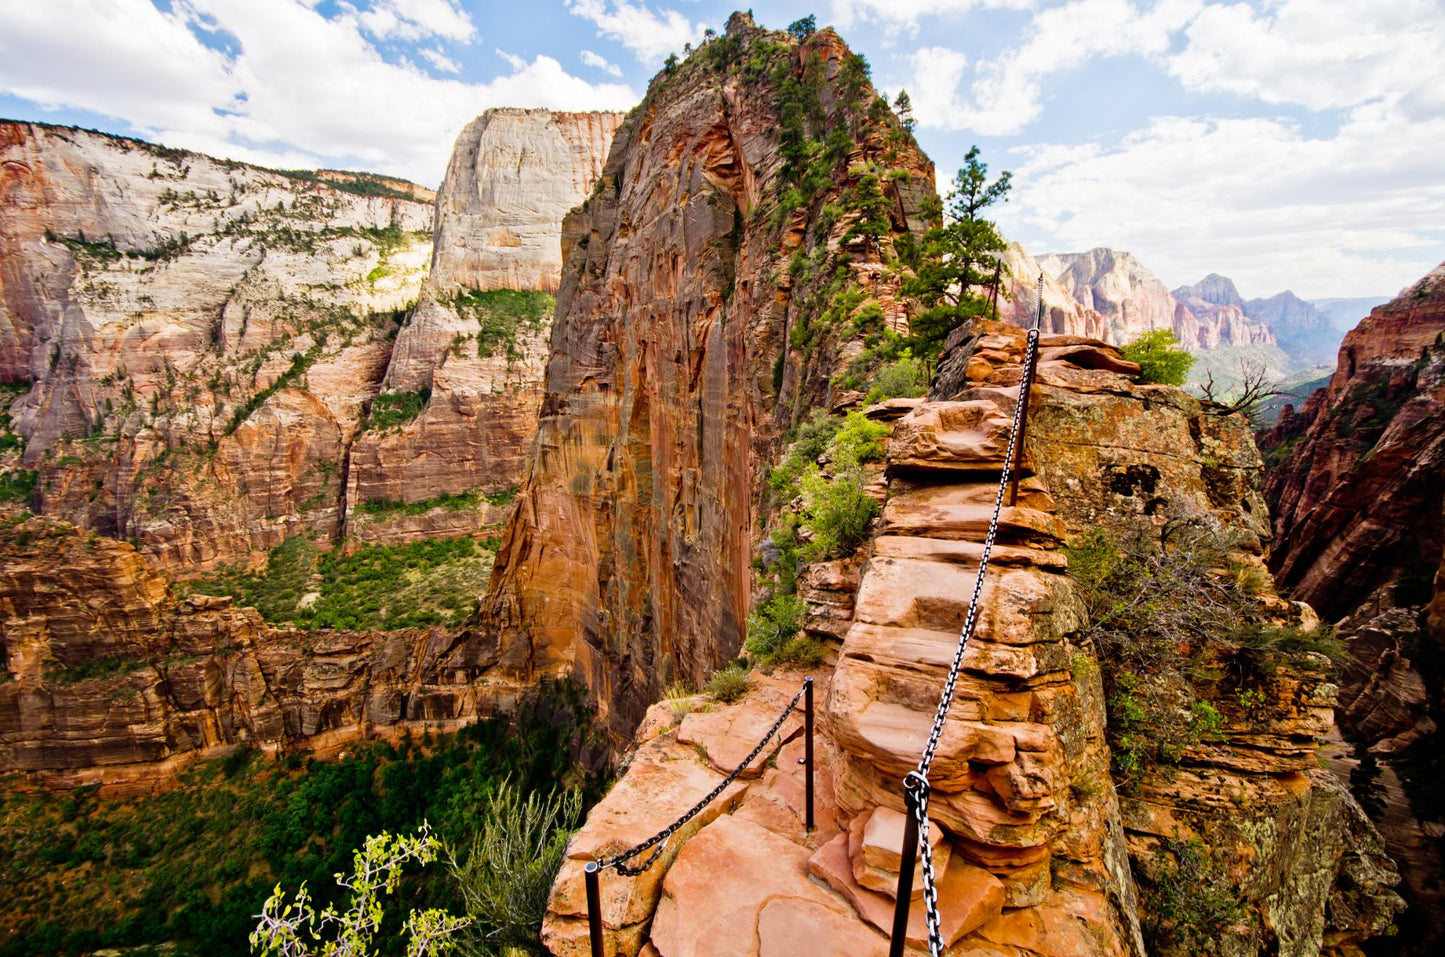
top-left (0, 112), bottom-right (620, 571)
top-left (1261, 261), bottom-right (1445, 953)
top-left (0, 512), bottom-right (511, 792)
top-left (479, 15), bottom-right (937, 741)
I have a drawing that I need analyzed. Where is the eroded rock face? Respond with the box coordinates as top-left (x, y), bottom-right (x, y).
top-left (0, 112), bottom-right (621, 571)
top-left (1002, 247), bottom-right (1276, 352)
top-left (348, 109), bottom-right (625, 534)
top-left (1262, 261), bottom-right (1445, 954)
top-left (480, 17), bottom-right (936, 741)
top-left (545, 320), bottom-right (1401, 957)
top-left (0, 514), bottom-right (510, 790)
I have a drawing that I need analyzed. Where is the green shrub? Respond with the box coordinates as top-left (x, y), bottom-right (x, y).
top-left (367, 388), bottom-right (429, 430)
top-left (0, 468), bottom-right (38, 504)
top-left (1138, 836), bottom-right (1245, 953)
top-left (1120, 329), bottom-right (1196, 386)
top-left (747, 592), bottom-right (807, 659)
top-left (866, 355), bottom-right (928, 404)
top-left (450, 289), bottom-right (554, 360)
top-left (769, 637), bottom-right (826, 670)
top-left (448, 780), bottom-right (581, 956)
top-left (704, 666), bottom-right (753, 704)
top-left (800, 466), bottom-right (878, 560)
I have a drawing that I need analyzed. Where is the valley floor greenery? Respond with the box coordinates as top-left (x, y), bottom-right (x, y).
top-left (0, 680), bottom-right (608, 957)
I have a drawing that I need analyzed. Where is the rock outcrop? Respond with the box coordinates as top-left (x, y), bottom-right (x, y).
top-left (0, 512), bottom-right (512, 791)
top-left (1261, 260), bottom-right (1445, 954)
top-left (0, 112), bottom-right (621, 571)
top-left (543, 321), bottom-right (1400, 957)
top-left (479, 15), bottom-right (936, 741)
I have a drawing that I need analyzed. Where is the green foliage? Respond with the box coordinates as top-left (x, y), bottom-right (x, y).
top-left (354, 487), bottom-right (516, 518)
top-left (187, 535), bottom-right (498, 631)
top-left (769, 411), bottom-right (841, 500)
top-left (704, 666), bottom-right (753, 704)
top-left (251, 823), bottom-right (468, 957)
top-left (1138, 836), bottom-right (1245, 953)
top-left (0, 679), bottom-right (608, 957)
top-left (447, 781), bottom-right (581, 956)
top-left (277, 169), bottom-right (424, 204)
top-left (768, 637), bottom-right (826, 670)
top-left (1066, 521), bottom-right (1338, 789)
top-left (0, 469), bottom-right (37, 504)
top-left (865, 354), bottom-right (928, 404)
top-left (746, 593), bottom-right (807, 659)
top-left (900, 146), bottom-right (1012, 361)
top-left (449, 290), bottom-right (554, 361)
top-left (227, 347), bottom-right (321, 435)
top-left (42, 656), bottom-right (146, 684)
top-left (1121, 329), bottom-right (1196, 386)
top-left (366, 389), bottom-right (431, 430)
top-left (799, 465), bottom-right (877, 560)
top-left (45, 230), bottom-right (122, 263)
top-left (786, 15), bottom-right (816, 41)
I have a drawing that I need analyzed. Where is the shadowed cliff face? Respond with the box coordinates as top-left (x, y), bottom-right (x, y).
top-left (1261, 261), bottom-right (1445, 955)
top-left (479, 17), bottom-right (935, 741)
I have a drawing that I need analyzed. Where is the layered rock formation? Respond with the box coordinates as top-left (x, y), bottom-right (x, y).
top-left (348, 108), bottom-right (623, 541)
top-left (479, 15), bottom-right (936, 741)
top-left (543, 322), bottom-right (1400, 956)
top-left (0, 512), bottom-right (512, 791)
top-left (0, 112), bottom-right (620, 570)
top-left (1261, 261), bottom-right (1445, 953)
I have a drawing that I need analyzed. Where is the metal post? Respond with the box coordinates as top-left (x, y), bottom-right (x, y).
top-left (1008, 276), bottom-right (1044, 508)
top-left (804, 677), bottom-right (815, 831)
top-left (888, 777), bottom-right (923, 957)
top-left (585, 861), bottom-right (604, 957)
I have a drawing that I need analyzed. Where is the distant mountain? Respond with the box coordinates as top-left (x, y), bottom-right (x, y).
top-left (1311, 296), bottom-right (1392, 331)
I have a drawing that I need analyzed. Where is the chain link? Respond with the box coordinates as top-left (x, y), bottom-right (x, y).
top-left (912, 282), bottom-right (1045, 956)
top-left (597, 679), bottom-right (810, 876)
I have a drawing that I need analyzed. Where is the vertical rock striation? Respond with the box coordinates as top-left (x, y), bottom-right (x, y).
top-left (480, 15), bottom-right (935, 740)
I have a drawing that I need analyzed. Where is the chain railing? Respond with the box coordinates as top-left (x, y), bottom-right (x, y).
top-left (583, 676), bottom-right (814, 957)
top-left (888, 279), bottom-right (1045, 957)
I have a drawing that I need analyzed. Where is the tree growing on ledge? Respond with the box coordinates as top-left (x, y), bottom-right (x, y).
top-left (901, 145), bottom-right (1012, 361)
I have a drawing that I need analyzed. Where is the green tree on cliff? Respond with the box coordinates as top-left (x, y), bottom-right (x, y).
top-left (902, 146), bottom-right (1012, 361)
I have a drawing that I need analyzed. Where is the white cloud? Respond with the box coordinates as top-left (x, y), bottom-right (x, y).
top-left (0, 0), bottom-right (637, 187)
top-left (566, 0), bottom-right (704, 63)
top-left (356, 0), bottom-right (476, 43)
top-left (1003, 103), bottom-right (1445, 298)
top-left (581, 48), bottom-right (624, 76)
top-left (907, 0), bottom-right (1201, 134)
top-left (1169, 0), bottom-right (1445, 116)
top-left (419, 47), bottom-right (462, 73)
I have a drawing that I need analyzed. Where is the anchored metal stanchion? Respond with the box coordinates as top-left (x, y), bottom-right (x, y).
top-left (584, 861), bottom-right (604, 957)
top-left (888, 774), bottom-right (925, 957)
top-left (804, 676), bottom-right (815, 831)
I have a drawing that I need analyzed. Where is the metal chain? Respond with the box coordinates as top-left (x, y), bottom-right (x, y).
top-left (597, 679), bottom-right (809, 876)
top-left (912, 279), bottom-right (1045, 956)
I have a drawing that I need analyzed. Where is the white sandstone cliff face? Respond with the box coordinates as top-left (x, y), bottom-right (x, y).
top-left (0, 112), bottom-right (624, 571)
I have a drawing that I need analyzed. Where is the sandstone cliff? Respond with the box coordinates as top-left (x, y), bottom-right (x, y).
top-left (1261, 260), bottom-right (1445, 953)
top-left (542, 321), bottom-right (1400, 957)
top-left (0, 512), bottom-right (513, 791)
top-left (479, 15), bottom-right (936, 741)
top-left (0, 112), bottom-right (620, 571)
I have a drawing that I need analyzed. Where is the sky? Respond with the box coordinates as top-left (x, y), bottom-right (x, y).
top-left (1, 0), bottom-right (1441, 300)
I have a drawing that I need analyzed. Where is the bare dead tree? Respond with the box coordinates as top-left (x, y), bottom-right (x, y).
top-left (1198, 360), bottom-right (1289, 427)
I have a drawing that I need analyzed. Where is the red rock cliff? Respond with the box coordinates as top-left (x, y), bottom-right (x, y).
top-left (479, 15), bottom-right (936, 741)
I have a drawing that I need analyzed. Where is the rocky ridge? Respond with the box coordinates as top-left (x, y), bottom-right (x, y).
top-left (478, 14), bottom-right (937, 742)
top-left (542, 321), bottom-right (1400, 956)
